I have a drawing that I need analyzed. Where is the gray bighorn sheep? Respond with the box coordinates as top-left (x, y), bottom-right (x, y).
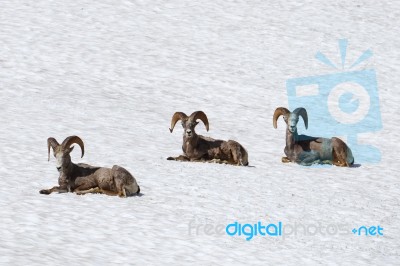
top-left (167, 111), bottom-right (249, 166)
top-left (40, 136), bottom-right (140, 197)
top-left (273, 107), bottom-right (354, 167)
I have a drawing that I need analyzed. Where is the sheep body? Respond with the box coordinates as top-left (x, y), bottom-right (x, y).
top-left (70, 164), bottom-right (139, 196)
top-left (274, 107), bottom-right (354, 167)
top-left (40, 136), bottom-right (140, 197)
top-left (185, 136), bottom-right (247, 164)
top-left (168, 111), bottom-right (248, 166)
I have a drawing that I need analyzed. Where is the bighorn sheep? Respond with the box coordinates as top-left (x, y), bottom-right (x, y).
top-left (40, 136), bottom-right (140, 197)
top-left (167, 111), bottom-right (249, 166)
top-left (273, 107), bottom-right (354, 167)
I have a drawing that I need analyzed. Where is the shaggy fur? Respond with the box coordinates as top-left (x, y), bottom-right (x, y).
top-left (273, 107), bottom-right (354, 167)
top-left (40, 136), bottom-right (140, 197)
top-left (168, 111), bottom-right (248, 166)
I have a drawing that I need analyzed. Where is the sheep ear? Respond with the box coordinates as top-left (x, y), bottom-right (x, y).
top-left (69, 146), bottom-right (75, 153)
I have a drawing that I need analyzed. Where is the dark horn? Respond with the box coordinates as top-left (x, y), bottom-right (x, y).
top-left (190, 111), bottom-right (209, 131)
top-left (293, 107), bottom-right (308, 129)
top-left (273, 107), bottom-right (290, 129)
top-left (47, 137), bottom-right (59, 161)
top-left (169, 112), bottom-right (188, 133)
top-left (61, 136), bottom-right (84, 158)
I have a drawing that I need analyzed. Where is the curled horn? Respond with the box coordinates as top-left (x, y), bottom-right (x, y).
top-left (61, 136), bottom-right (85, 158)
top-left (47, 137), bottom-right (59, 161)
top-left (169, 112), bottom-right (188, 133)
top-left (190, 111), bottom-right (209, 132)
top-left (273, 107), bottom-right (290, 129)
top-left (292, 107), bottom-right (308, 129)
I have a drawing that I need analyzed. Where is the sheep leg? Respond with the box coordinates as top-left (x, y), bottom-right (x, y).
top-left (73, 177), bottom-right (99, 195)
top-left (75, 187), bottom-right (103, 195)
top-left (167, 155), bottom-right (210, 163)
top-left (227, 140), bottom-right (244, 166)
top-left (224, 159), bottom-right (241, 165)
top-left (298, 151), bottom-right (321, 166)
top-left (331, 137), bottom-right (349, 167)
top-left (190, 158), bottom-right (206, 162)
top-left (98, 189), bottom-right (120, 196)
top-left (112, 177), bottom-right (128, 198)
top-left (208, 158), bottom-right (230, 164)
top-left (167, 155), bottom-right (190, 161)
top-left (74, 180), bottom-right (102, 195)
top-left (75, 183), bottom-right (125, 197)
top-left (111, 165), bottom-right (140, 197)
top-left (39, 186), bottom-right (68, 194)
top-left (75, 187), bottom-right (122, 196)
top-left (281, 157), bottom-right (291, 163)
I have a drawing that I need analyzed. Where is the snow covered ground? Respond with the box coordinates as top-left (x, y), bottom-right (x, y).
top-left (0, 0), bottom-right (399, 265)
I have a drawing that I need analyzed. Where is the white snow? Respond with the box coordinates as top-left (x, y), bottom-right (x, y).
top-left (0, 0), bottom-right (399, 265)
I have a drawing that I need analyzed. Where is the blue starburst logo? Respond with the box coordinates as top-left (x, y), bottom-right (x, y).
top-left (286, 39), bottom-right (382, 165)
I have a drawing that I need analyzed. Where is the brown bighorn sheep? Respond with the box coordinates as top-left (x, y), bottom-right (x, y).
top-left (40, 136), bottom-right (140, 197)
top-left (273, 107), bottom-right (354, 167)
top-left (167, 111), bottom-right (249, 166)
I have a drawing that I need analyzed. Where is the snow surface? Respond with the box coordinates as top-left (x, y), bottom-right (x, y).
top-left (0, 0), bottom-right (399, 265)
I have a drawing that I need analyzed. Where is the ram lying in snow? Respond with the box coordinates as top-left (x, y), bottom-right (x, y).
top-left (167, 111), bottom-right (249, 166)
top-left (273, 107), bottom-right (354, 167)
top-left (40, 136), bottom-right (140, 197)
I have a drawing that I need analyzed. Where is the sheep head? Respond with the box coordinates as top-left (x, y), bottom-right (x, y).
top-left (47, 136), bottom-right (84, 170)
top-left (273, 107), bottom-right (308, 133)
top-left (169, 111), bottom-right (209, 139)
